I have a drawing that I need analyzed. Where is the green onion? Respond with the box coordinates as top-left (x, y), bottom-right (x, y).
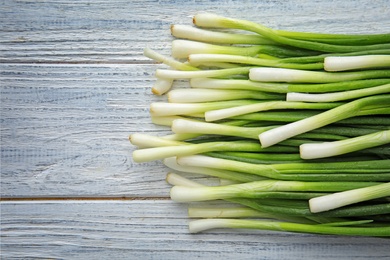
top-left (309, 182), bottom-right (390, 213)
top-left (171, 118), bottom-right (276, 139)
top-left (171, 24), bottom-right (277, 45)
top-left (172, 39), bottom-right (319, 58)
top-left (131, 12), bottom-right (390, 237)
top-left (129, 133), bottom-right (184, 149)
top-left (166, 172), bottom-right (205, 188)
top-left (171, 118), bottom-right (349, 142)
top-left (166, 173), bottom-right (319, 223)
top-left (151, 78), bottom-right (174, 96)
top-left (164, 157), bottom-right (265, 182)
top-left (190, 78), bottom-right (291, 93)
top-left (168, 88), bottom-right (284, 103)
top-left (205, 100), bottom-right (342, 122)
top-left (193, 13), bottom-right (390, 53)
top-left (176, 155), bottom-right (390, 181)
top-left (300, 130), bottom-right (390, 159)
top-left (172, 39), bottom-right (262, 58)
top-left (188, 53), bottom-right (324, 70)
top-left (144, 47), bottom-right (198, 71)
top-left (170, 180), bottom-right (378, 202)
top-left (191, 78), bottom-right (390, 93)
top-left (188, 219), bottom-right (390, 236)
top-left (150, 100), bottom-right (257, 117)
top-left (279, 50), bottom-right (390, 65)
top-left (188, 207), bottom-right (280, 219)
top-left (275, 29), bottom-right (390, 46)
top-left (286, 83), bottom-right (390, 102)
top-left (249, 67), bottom-right (390, 83)
top-left (132, 140), bottom-right (296, 163)
top-left (324, 55), bottom-right (390, 71)
top-left (258, 95), bottom-right (390, 148)
top-left (156, 66), bottom-right (251, 79)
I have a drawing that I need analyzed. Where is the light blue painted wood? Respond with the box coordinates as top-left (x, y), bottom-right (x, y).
top-left (1, 0), bottom-right (389, 258)
top-left (1, 200), bottom-right (390, 259)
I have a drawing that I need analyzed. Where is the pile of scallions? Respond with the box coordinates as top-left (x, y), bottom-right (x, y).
top-left (130, 13), bottom-right (390, 237)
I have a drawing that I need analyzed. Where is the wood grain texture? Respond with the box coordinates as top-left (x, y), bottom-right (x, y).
top-left (1, 0), bottom-right (390, 258)
top-left (2, 200), bottom-right (390, 259)
top-left (1, 0), bottom-right (389, 63)
top-left (1, 0), bottom-right (390, 198)
top-left (1, 63), bottom-right (165, 197)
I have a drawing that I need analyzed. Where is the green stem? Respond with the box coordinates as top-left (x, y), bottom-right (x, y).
top-left (193, 13), bottom-right (390, 53)
top-left (189, 218), bottom-right (390, 236)
top-left (300, 130), bottom-right (390, 159)
top-left (309, 182), bottom-right (390, 213)
top-left (249, 67), bottom-right (390, 83)
top-left (258, 94), bottom-right (390, 147)
top-left (170, 180), bottom-right (377, 202)
top-left (205, 100), bottom-right (342, 122)
top-left (188, 54), bottom-right (323, 70)
top-left (177, 155), bottom-right (390, 181)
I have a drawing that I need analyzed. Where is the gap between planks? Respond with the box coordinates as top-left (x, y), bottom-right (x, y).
top-left (0, 60), bottom-right (162, 65)
top-left (0, 196), bottom-right (171, 202)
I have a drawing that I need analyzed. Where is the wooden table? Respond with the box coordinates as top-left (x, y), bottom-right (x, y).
top-left (1, 1), bottom-right (389, 258)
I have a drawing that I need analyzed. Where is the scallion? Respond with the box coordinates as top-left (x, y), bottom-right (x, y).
top-left (131, 12), bottom-right (390, 237)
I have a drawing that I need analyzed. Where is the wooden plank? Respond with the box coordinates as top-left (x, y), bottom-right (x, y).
top-left (1, 0), bottom-right (389, 63)
top-left (1, 1), bottom-right (390, 259)
top-left (1, 200), bottom-right (389, 259)
top-left (0, 63), bottom-right (177, 198)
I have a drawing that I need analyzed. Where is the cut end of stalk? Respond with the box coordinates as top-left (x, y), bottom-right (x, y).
top-left (151, 78), bottom-right (174, 95)
top-left (286, 92), bottom-right (311, 102)
top-left (171, 40), bottom-right (189, 59)
top-left (163, 156), bottom-right (177, 168)
top-left (143, 47), bottom-right (159, 62)
top-left (151, 88), bottom-right (160, 95)
top-left (165, 172), bottom-right (174, 185)
top-left (177, 155), bottom-right (213, 168)
top-left (300, 142), bottom-right (336, 159)
top-left (128, 133), bottom-right (141, 146)
top-left (250, 67), bottom-right (321, 83)
top-left (132, 150), bottom-right (146, 163)
top-left (166, 172), bottom-right (204, 187)
top-left (204, 110), bottom-right (225, 122)
top-left (170, 24), bottom-right (175, 35)
top-left (149, 103), bottom-right (156, 114)
top-left (171, 118), bottom-right (189, 133)
top-left (165, 172), bottom-right (185, 186)
top-left (151, 115), bottom-right (177, 126)
top-left (170, 186), bottom-right (201, 202)
top-left (309, 195), bottom-right (339, 213)
top-left (171, 40), bottom-right (214, 59)
top-left (168, 89), bottom-right (218, 103)
top-left (324, 55), bottom-right (390, 72)
top-left (189, 219), bottom-right (228, 233)
top-left (258, 132), bottom-right (277, 148)
top-left (129, 133), bottom-right (158, 149)
top-left (149, 102), bottom-right (177, 117)
top-left (193, 13), bottom-right (223, 28)
top-left (324, 56), bottom-right (350, 72)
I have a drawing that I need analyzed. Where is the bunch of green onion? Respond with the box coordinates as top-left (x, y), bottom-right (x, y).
top-left (131, 13), bottom-right (390, 237)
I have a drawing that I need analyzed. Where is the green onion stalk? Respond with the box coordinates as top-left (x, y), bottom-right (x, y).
top-left (300, 130), bottom-right (390, 159)
top-left (130, 12), bottom-right (390, 236)
top-left (176, 155), bottom-right (390, 181)
top-left (258, 94), bottom-right (390, 148)
top-left (188, 218), bottom-right (390, 236)
top-left (193, 13), bottom-right (390, 53)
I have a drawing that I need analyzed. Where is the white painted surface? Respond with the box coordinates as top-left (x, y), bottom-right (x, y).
top-left (1, 0), bottom-right (389, 258)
